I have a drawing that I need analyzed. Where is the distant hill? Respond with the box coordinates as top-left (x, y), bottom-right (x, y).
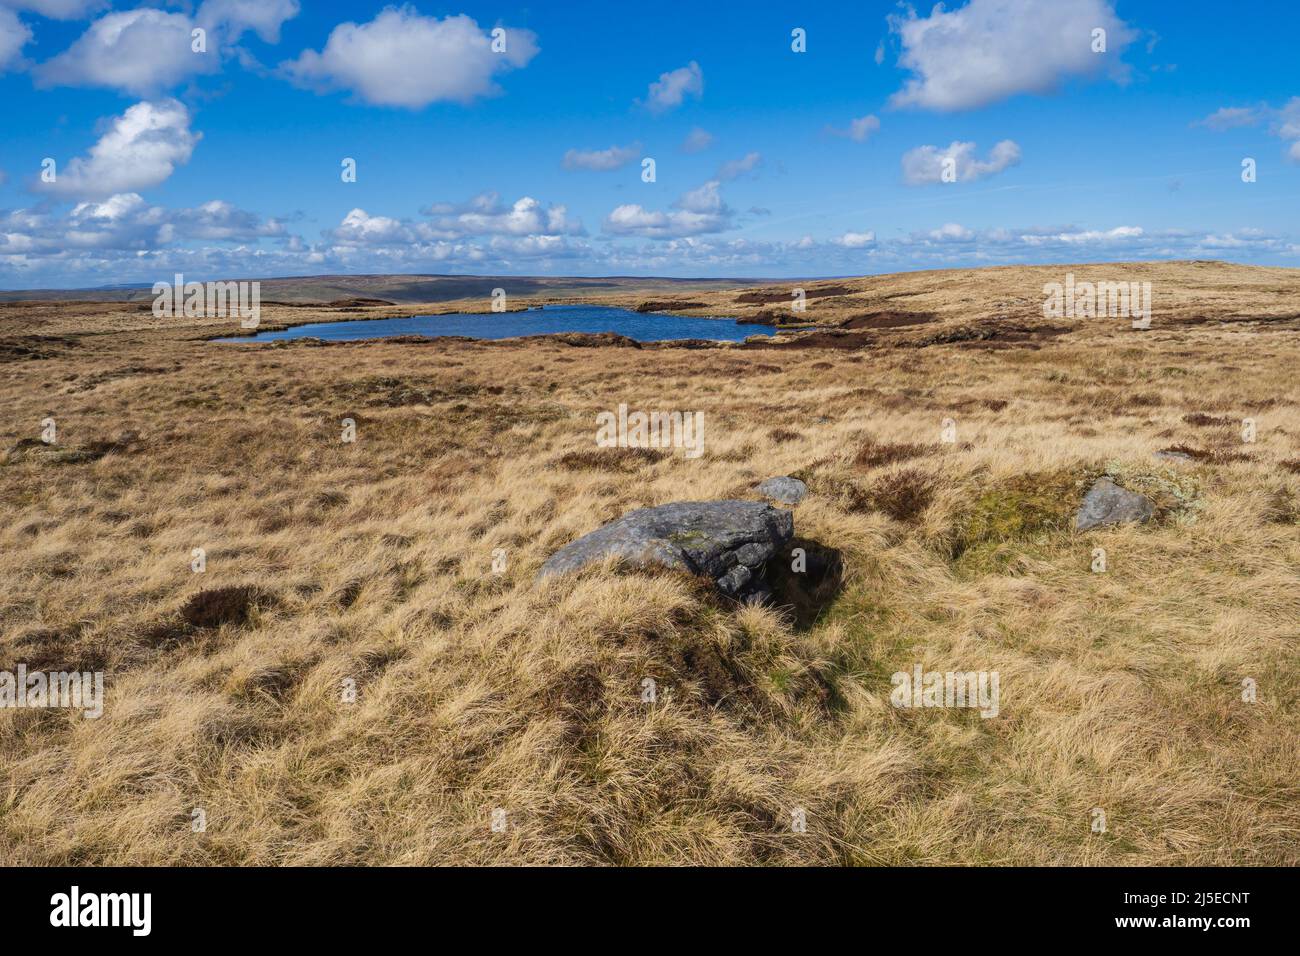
top-left (0, 273), bottom-right (784, 304)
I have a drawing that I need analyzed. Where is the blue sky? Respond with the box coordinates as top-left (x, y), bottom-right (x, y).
top-left (1, 0), bottom-right (1298, 287)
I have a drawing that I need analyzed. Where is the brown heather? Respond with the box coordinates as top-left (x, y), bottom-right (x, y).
top-left (0, 261), bottom-right (1297, 865)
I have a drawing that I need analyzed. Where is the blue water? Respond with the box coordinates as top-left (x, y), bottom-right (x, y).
top-left (216, 305), bottom-right (774, 344)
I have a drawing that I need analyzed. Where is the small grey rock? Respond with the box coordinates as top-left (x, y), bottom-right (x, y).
top-left (717, 564), bottom-right (752, 596)
top-left (1076, 478), bottom-right (1155, 531)
top-left (538, 500), bottom-right (794, 601)
top-left (1153, 449), bottom-right (1194, 463)
top-left (756, 475), bottom-right (807, 505)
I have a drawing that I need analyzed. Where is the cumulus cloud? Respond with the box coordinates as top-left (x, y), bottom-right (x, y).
top-left (282, 10), bottom-right (537, 108)
top-left (1021, 225), bottom-right (1143, 244)
top-left (562, 143), bottom-right (640, 172)
top-left (31, 0), bottom-right (299, 95)
top-left (165, 199), bottom-right (289, 242)
top-left (323, 202), bottom-right (589, 269)
top-left (37, 99), bottom-right (201, 199)
top-left (889, 0), bottom-right (1137, 111)
top-left (869, 222), bottom-right (1293, 266)
top-left (5, 211), bottom-right (1300, 288)
top-left (0, 7), bottom-right (34, 72)
top-left (1278, 99), bottom-right (1300, 139)
top-left (681, 127), bottom-right (713, 152)
top-left (901, 140), bottom-right (1021, 184)
top-left (2, 188), bottom-right (590, 288)
top-left (1194, 99), bottom-right (1300, 162)
top-left (643, 61), bottom-right (702, 113)
top-left (33, 1), bottom-right (299, 95)
top-left (37, 8), bottom-right (206, 94)
top-left (422, 193), bottom-right (582, 238)
top-left (835, 231), bottom-right (876, 248)
top-left (928, 222), bottom-right (974, 241)
top-left (329, 193), bottom-right (583, 248)
top-left (1194, 106), bottom-right (1263, 131)
top-left (329, 208), bottom-right (411, 246)
top-left (197, 0), bottom-right (300, 44)
top-left (0, 191), bottom-right (284, 261)
top-left (675, 179), bottom-right (724, 214)
top-left (603, 178), bottom-right (732, 239)
top-left (1276, 98), bottom-right (1300, 162)
top-left (714, 222), bottom-right (1146, 273)
top-left (829, 115), bottom-right (881, 142)
top-left (603, 205), bottom-right (707, 239)
top-left (717, 151), bottom-right (761, 181)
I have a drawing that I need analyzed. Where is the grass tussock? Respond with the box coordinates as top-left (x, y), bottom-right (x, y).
top-left (180, 585), bottom-right (276, 630)
top-left (853, 436), bottom-right (933, 469)
top-left (554, 447), bottom-right (667, 472)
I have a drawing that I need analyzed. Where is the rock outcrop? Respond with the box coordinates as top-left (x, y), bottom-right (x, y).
top-left (755, 476), bottom-right (807, 505)
top-left (538, 500), bottom-right (794, 602)
top-left (1076, 478), bottom-right (1156, 531)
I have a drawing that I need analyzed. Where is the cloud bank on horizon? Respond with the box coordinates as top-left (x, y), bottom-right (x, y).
top-left (0, 0), bottom-right (1297, 287)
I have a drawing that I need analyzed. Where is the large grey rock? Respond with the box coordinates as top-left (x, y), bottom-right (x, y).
top-left (1076, 478), bottom-right (1155, 531)
top-left (756, 475), bottom-right (807, 505)
top-left (538, 500), bottom-right (794, 602)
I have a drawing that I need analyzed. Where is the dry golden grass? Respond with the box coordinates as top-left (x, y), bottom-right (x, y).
top-left (0, 261), bottom-right (1297, 865)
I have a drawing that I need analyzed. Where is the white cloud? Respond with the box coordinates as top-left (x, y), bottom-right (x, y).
top-left (644, 60), bottom-right (702, 113)
top-left (421, 192), bottom-right (501, 217)
top-left (197, 0), bottom-right (300, 43)
top-left (901, 140), bottom-right (1021, 185)
top-left (1277, 98), bottom-right (1300, 162)
top-left (330, 208), bottom-right (411, 245)
top-left (321, 200), bottom-right (590, 270)
top-left (0, 191), bottom-right (284, 261)
top-left (889, 0), bottom-right (1137, 111)
top-left (330, 194), bottom-right (583, 248)
top-left (167, 199), bottom-right (288, 241)
top-left (67, 192), bottom-right (151, 224)
top-left (674, 179), bottom-right (724, 214)
top-left (1194, 106), bottom-right (1263, 131)
top-left (39, 10), bottom-right (195, 95)
top-left (603, 205), bottom-right (693, 239)
top-left (1014, 225), bottom-right (1143, 245)
top-left (5, 212), bottom-right (1300, 289)
top-left (929, 223), bottom-right (974, 241)
top-left (34, 2), bottom-right (300, 94)
top-left (1279, 99), bottom-right (1300, 139)
top-left (486, 234), bottom-right (579, 257)
top-left (38, 99), bottom-right (201, 199)
top-left (0, 7), bottom-right (34, 72)
top-left (562, 143), bottom-right (640, 172)
top-left (603, 178), bottom-right (732, 239)
top-left (829, 114), bottom-right (880, 143)
top-left (717, 151), bottom-right (761, 181)
top-left (282, 10), bottom-right (537, 108)
top-left (1195, 99), bottom-right (1300, 163)
top-left (422, 194), bottom-right (582, 238)
top-left (681, 127), bottom-right (713, 152)
top-left (835, 231), bottom-right (876, 248)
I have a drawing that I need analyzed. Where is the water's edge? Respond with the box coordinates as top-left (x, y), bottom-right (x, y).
top-left (215, 304), bottom-right (775, 345)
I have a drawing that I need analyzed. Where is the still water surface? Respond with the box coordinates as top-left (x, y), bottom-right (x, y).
top-left (216, 304), bottom-right (774, 344)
